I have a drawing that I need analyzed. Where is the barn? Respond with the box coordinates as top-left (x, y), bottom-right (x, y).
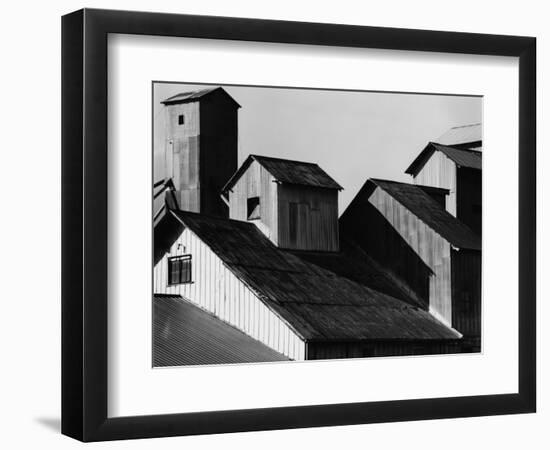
top-left (405, 123), bottom-right (482, 235)
top-left (157, 87), bottom-right (241, 218)
top-left (340, 179), bottom-right (481, 351)
top-left (153, 87), bottom-right (482, 364)
top-left (153, 154), bottom-right (464, 365)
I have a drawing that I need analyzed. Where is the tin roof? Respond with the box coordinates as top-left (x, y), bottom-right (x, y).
top-left (432, 144), bottom-right (482, 170)
top-left (370, 179), bottom-right (481, 250)
top-left (168, 210), bottom-right (461, 342)
top-left (405, 142), bottom-right (482, 175)
top-left (161, 87), bottom-right (241, 107)
top-left (153, 294), bottom-right (289, 366)
top-left (222, 155), bottom-right (343, 194)
top-left (436, 123), bottom-right (482, 146)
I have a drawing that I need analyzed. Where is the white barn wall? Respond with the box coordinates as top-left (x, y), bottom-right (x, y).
top-left (228, 160), bottom-right (279, 243)
top-left (414, 151), bottom-right (457, 216)
top-left (154, 226), bottom-right (306, 360)
top-left (369, 187), bottom-right (453, 326)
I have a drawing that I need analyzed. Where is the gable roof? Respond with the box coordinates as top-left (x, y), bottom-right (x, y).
top-left (153, 178), bottom-right (179, 227)
top-left (222, 155), bottom-right (343, 194)
top-left (161, 87), bottom-right (241, 108)
top-left (167, 209), bottom-right (461, 342)
top-left (436, 123), bottom-right (482, 146)
top-left (154, 294), bottom-right (289, 366)
top-left (405, 142), bottom-right (482, 175)
top-left (369, 179), bottom-right (481, 251)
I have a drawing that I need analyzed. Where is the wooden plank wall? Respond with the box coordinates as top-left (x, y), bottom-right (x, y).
top-left (277, 185), bottom-right (339, 252)
top-left (369, 187), bottom-right (453, 326)
top-left (199, 94), bottom-right (239, 217)
top-left (228, 160), bottom-right (279, 243)
top-left (307, 340), bottom-right (461, 360)
top-left (456, 168), bottom-right (482, 236)
top-left (154, 227), bottom-right (306, 360)
top-left (414, 151), bottom-right (457, 217)
top-left (451, 249), bottom-right (482, 342)
top-left (164, 102), bottom-right (201, 212)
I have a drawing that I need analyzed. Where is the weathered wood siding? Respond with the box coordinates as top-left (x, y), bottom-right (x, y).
top-left (451, 249), bottom-right (481, 343)
top-left (154, 226), bottom-right (306, 360)
top-left (228, 160), bottom-right (279, 243)
top-left (414, 151), bottom-right (457, 216)
top-left (456, 168), bottom-right (482, 236)
top-left (199, 92), bottom-right (239, 218)
top-left (369, 187), bottom-right (453, 325)
top-left (307, 340), bottom-right (461, 360)
top-left (164, 102), bottom-right (201, 212)
top-left (277, 185), bottom-right (339, 251)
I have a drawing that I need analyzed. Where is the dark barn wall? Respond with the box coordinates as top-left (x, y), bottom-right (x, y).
top-left (451, 249), bottom-right (482, 351)
top-left (277, 185), bottom-right (339, 252)
top-left (456, 168), bottom-right (482, 236)
top-left (340, 189), bottom-right (432, 309)
top-left (306, 340), bottom-right (461, 360)
top-left (200, 91), bottom-right (239, 218)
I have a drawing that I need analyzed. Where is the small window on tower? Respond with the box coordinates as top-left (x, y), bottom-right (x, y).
top-left (178, 114), bottom-right (185, 125)
top-left (247, 197), bottom-right (260, 220)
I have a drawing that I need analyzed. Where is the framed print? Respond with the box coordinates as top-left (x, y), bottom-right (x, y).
top-left (61, 8), bottom-right (536, 442)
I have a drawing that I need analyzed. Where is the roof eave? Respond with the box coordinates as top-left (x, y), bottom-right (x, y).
top-left (405, 143), bottom-right (435, 175)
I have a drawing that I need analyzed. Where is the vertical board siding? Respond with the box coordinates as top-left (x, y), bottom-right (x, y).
top-left (277, 185), bottom-right (339, 251)
top-left (164, 102), bottom-right (201, 212)
top-left (414, 151), bottom-right (457, 216)
top-left (229, 161), bottom-right (278, 243)
top-left (228, 162), bottom-right (339, 251)
top-left (456, 168), bottom-right (482, 236)
top-left (307, 340), bottom-right (461, 360)
top-left (451, 249), bottom-right (482, 343)
top-left (154, 227), bottom-right (305, 360)
top-left (370, 187), bottom-right (453, 325)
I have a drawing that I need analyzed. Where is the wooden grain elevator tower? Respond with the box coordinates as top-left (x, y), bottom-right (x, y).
top-left (161, 87), bottom-right (241, 218)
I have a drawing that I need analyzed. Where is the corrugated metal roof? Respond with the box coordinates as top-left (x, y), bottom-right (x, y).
top-left (169, 210), bottom-right (461, 342)
top-left (370, 179), bottom-right (481, 251)
top-left (432, 144), bottom-right (482, 170)
top-left (222, 155), bottom-right (343, 194)
top-left (405, 142), bottom-right (482, 175)
top-left (435, 123), bottom-right (482, 146)
top-left (161, 87), bottom-right (241, 107)
top-left (153, 294), bottom-right (289, 366)
top-left (289, 240), bottom-right (428, 309)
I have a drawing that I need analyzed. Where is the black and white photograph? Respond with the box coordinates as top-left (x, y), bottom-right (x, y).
top-left (152, 83), bottom-right (482, 367)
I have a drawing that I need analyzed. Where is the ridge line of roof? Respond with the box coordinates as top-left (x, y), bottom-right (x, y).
top-left (250, 154), bottom-right (320, 166)
top-left (222, 154), bottom-right (343, 193)
top-left (430, 142), bottom-right (482, 154)
top-left (370, 177), bottom-right (450, 194)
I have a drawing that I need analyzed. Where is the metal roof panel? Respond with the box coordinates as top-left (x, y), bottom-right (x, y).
top-left (168, 210), bottom-right (462, 342)
top-left (370, 179), bottom-right (481, 250)
top-left (153, 294), bottom-right (289, 366)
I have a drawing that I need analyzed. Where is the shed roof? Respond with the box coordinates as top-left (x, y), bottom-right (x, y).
top-left (436, 123), bottom-right (482, 146)
top-left (222, 155), bottom-right (343, 194)
top-left (154, 294), bottom-right (289, 366)
top-left (405, 142), bottom-right (482, 175)
top-left (369, 179), bottom-right (481, 251)
top-left (168, 209), bottom-right (461, 342)
top-left (161, 86), bottom-right (241, 108)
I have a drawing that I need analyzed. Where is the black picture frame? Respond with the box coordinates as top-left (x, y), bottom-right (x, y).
top-left (61, 8), bottom-right (536, 442)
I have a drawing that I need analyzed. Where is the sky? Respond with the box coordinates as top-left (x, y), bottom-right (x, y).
top-left (153, 83), bottom-right (481, 212)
